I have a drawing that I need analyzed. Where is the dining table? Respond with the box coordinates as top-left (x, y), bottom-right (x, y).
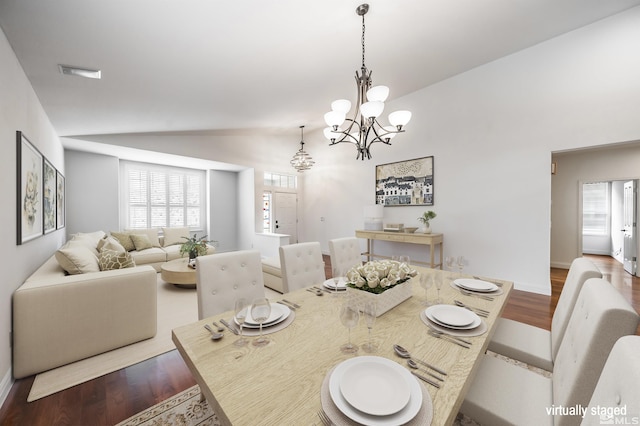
top-left (172, 266), bottom-right (513, 425)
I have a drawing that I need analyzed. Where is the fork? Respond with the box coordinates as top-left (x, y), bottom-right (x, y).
top-left (317, 409), bottom-right (332, 425)
top-left (459, 288), bottom-right (494, 301)
top-left (428, 330), bottom-right (471, 348)
top-left (474, 276), bottom-right (503, 287)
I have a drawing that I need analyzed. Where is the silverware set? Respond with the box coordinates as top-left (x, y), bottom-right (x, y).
top-left (454, 300), bottom-right (489, 317)
top-left (393, 344), bottom-right (448, 389)
top-left (317, 409), bottom-right (333, 425)
top-left (219, 318), bottom-right (239, 335)
top-left (427, 329), bottom-right (471, 349)
top-left (458, 288), bottom-right (494, 301)
top-left (277, 300), bottom-right (299, 310)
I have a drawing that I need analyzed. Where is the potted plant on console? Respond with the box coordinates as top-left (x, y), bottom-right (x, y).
top-left (417, 210), bottom-right (437, 234)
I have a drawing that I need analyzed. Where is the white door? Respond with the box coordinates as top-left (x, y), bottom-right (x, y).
top-left (274, 192), bottom-right (297, 243)
top-left (623, 180), bottom-right (637, 275)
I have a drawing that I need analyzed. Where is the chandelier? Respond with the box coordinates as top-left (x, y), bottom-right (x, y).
top-left (324, 3), bottom-right (411, 161)
top-left (290, 125), bottom-right (315, 172)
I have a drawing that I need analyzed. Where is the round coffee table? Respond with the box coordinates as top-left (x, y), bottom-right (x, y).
top-left (161, 258), bottom-right (196, 288)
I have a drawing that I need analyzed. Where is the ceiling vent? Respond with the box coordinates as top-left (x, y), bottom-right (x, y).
top-left (58, 64), bottom-right (101, 79)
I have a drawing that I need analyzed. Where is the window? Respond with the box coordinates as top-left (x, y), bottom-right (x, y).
top-left (582, 182), bottom-right (610, 235)
top-left (121, 161), bottom-right (206, 230)
top-left (263, 192), bottom-right (272, 233)
top-left (264, 172), bottom-right (297, 189)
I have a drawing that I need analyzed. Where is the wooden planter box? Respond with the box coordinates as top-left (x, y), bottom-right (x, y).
top-left (348, 281), bottom-right (412, 317)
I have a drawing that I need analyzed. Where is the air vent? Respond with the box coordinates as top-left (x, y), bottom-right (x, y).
top-left (58, 64), bottom-right (101, 79)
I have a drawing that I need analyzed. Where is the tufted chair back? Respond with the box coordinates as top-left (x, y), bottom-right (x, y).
top-left (328, 237), bottom-right (363, 275)
top-left (550, 257), bottom-right (602, 361)
top-left (551, 278), bottom-right (639, 426)
top-left (582, 335), bottom-right (640, 425)
top-left (196, 250), bottom-right (265, 319)
top-left (279, 242), bottom-right (326, 293)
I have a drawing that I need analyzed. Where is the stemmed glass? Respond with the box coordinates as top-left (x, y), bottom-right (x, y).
top-left (233, 298), bottom-right (249, 347)
top-left (361, 301), bottom-right (378, 353)
top-left (339, 297), bottom-right (360, 354)
top-left (456, 256), bottom-right (466, 277)
top-left (399, 255), bottom-right (410, 266)
top-left (419, 272), bottom-right (433, 306)
top-left (250, 298), bottom-right (271, 347)
top-left (434, 274), bottom-right (444, 304)
top-left (332, 266), bottom-right (342, 297)
top-left (444, 256), bottom-right (455, 272)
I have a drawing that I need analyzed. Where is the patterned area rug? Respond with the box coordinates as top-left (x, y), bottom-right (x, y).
top-left (116, 351), bottom-right (551, 426)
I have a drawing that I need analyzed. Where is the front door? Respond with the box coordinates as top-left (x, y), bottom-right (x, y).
top-left (274, 192), bottom-right (297, 243)
top-left (623, 180), bottom-right (637, 275)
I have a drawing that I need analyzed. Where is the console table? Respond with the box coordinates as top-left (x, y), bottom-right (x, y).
top-left (355, 230), bottom-right (443, 269)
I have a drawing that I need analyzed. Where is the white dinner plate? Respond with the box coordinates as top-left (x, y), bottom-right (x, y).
top-left (240, 303), bottom-right (289, 328)
top-left (425, 305), bottom-right (481, 329)
top-left (339, 360), bottom-right (411, 416)
top-left (329, 356), bottom-right (423, 425)
top-left (454, 278), bottom-right (499, 293)
top-left (323, 277), bottom-right (347, 291)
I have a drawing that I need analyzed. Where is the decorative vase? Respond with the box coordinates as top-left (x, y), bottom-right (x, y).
top-left (189, 250), bottom-right (197, 260)
top-left (422, 224), bottom-right (432, 234)
top-left (348, 281), bottom-right (413, 317)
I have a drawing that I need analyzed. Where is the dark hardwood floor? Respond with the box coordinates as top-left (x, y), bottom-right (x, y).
top-left (1, 254), bottom-right (638, 425)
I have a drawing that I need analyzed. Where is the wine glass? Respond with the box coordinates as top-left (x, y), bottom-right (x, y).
top-left (456, 256), bottom-right (466, 277)
top-left (444, 256), bottom-right (455, 272)
top-left (339, 298), bottom-right (360, 354)
top-left (434, 274), bottom-right (444, 304)
top-left (419, 272), bottom-right (433, 306)
top-left (250, 298), bottom-right (271, 347)
top-left (399, 255), bottom-right (410, 267)
top-left (361, 301), bottom-right (377, 353)
top-left (332, 266), bottom-right (342, 297)
top-left (233, 298), bottom-right (249, 347)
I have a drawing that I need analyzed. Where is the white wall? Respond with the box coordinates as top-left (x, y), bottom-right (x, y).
top-left (209, 170), bottom-right (238, 252)
top-left (302, 6), bottom-right (640, 295)
top-left (0, 29), bottom-right (64, 402)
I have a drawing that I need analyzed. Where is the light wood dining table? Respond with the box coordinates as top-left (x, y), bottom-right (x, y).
top-left (172, 266), bottom-right (512, 425)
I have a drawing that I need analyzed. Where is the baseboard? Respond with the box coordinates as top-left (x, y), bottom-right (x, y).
top-left (0, 367), bottom-right (14, 410)
top-left (550, 261), bottom-right (571, 269)
top-left (513, 280), bottom-right (552, 296)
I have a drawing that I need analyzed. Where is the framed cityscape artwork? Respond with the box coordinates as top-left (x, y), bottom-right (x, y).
top-left (17, 131), bottom-right (43, 244)
top-left (375, 156), bottom-right (434, 206)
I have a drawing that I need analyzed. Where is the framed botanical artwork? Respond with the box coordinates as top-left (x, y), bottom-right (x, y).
top-left (43, 158), bottom-right (57, 234)
top-left (56, 170), bottom-right (65, 229)
top-left (17, 131), bottom-right (44, 244)
top-left (375, 156), bottom-right (434, 206)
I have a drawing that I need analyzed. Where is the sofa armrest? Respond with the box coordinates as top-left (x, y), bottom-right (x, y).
top-left (13, 265), bottom-right (157, 378)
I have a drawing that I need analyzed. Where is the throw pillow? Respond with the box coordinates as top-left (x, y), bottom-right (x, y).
top-left (55, 241), bottom-right (100, 274)
top-left (125, 228), bottom-right (161, 247)
top-left (98, 249), bottom-right (136, 271)
top-left (70, 230), bottom-right (106, 255)
top-left (130, 234), bottom-right (153, 251)
top-left (162, 227), bottom-right (190, 246)
top-left (110, 231), bottom-right (136, 252)
top-left (97, 235), bottom-right (126, 254)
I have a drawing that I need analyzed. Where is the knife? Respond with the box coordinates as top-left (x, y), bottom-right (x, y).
top-left (283, 299), bottom-right (301, 309)
top-left (219, 318), bottom-right (239, 335)
top-left (411, 371), bottom-right (441, 388)
top-left (277, 300), bottom-right (296, 310)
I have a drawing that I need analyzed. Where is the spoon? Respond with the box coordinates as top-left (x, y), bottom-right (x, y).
top-left (406, 360), bottom-right (445, 381)
top-left (393, 344), bottom-right (447, 376)
top-left (211, 321), bottom-right (225, 332)
top-left (204, 324), bottom-right (224, 341)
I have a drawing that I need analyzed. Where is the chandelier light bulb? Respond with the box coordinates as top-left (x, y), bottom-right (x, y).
top-left (366, 86), bottom-right (389, 103)
top-left (331, 99), bottom-right (352, 114)
top-left (324, 110), bottom-right (346, 128)
top-left (360, 101), bottom-right (384, 119)
top-left (388, 110), bottom-right (412, 129)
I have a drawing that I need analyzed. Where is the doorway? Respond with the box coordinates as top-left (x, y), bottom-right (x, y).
top-left (274, 192), bottom-right (298, 243)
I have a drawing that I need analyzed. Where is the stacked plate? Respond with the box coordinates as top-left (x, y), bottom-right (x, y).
top-left (328, 356), bottom-right (424, 425)
top-left (235, 303), bottom-right (291, 329)
top-left (323, 277), bottom-right (347, 291)
top-left (425, 305), bottom-right (481, 330)
top-left (453, 278), bottom-right (500, 295)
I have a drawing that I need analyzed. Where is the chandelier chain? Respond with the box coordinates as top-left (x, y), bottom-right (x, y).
top-left (361, 13), bottom-right (366, 68)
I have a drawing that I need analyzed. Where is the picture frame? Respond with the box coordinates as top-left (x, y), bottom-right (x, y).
top-left (43, 158), bottom-right (57, 234)
top-left (56, 170), bottom-right (65, 230)
top-left (17, 131), bottom-right (44, 244)
top-left (375, 156), bottom-right (434, 206)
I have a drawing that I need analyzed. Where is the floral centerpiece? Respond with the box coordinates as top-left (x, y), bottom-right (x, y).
top-left (345, 260), bottom-right (417, 316)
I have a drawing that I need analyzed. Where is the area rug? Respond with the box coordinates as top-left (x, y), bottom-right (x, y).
top-left (115, 351), bottom-right (550, 426)
top-left (27, 276), bottom-right (198, 402)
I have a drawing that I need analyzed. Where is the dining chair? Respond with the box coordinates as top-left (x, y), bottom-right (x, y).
top-left (460, 278), bottom-right (639, 426)
top-left (196, 250), bottom-right (266, 319)
top-left (487, 256), bottom-right (601, 371)
top-left (279, 242), bottom-right (326, 293)
top-left (328, 237), bottom-right (363, 275)
top-left (581, 335), bottom-right (640, 425)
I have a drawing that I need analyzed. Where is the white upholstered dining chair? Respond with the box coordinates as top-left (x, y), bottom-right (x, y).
top-left (196, 250), bottom-right (266, 319)
top-left (328, 237), bottom-right (363, 275)
top-left (279, 242), bottom-right (326, 293)
top-left (487, 256), bottom-right (601, 371)
top-left (460, 278), bottom-right (640, 426)
top-left (581, 335), bottom-right (640, 425)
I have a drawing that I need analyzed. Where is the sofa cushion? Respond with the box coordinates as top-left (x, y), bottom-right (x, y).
top-left (98, 249), bottom-right (136, 271)
top-left (130, 234), bottom-right (153, 251)
top-left (110, 231), bottom-right (136, 251)
top-left (162, 227), bottom-right (189, 246)
top-left (55, 241), bottom-right (100, 275)
top-left (126, 228), bottom-right (161, 248)
top-left (130, 247), bottom-right (167, 265)
top-left (97, 236), bottom-right (126, 254)
top-left (70, 231), bottom-right (106, 255)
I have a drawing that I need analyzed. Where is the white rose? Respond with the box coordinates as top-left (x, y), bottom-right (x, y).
top-left (380, 277), bottom-right (392, 288)
top-left (366, 272), bottom-right (380, 288)
top-left (354, 276), bottom-right (366, 288)
top-left (347, 269), bottom-right (360, 282)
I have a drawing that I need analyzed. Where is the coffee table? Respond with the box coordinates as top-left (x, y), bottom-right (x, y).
top-left (161, 258), bottom-right (196, 288)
